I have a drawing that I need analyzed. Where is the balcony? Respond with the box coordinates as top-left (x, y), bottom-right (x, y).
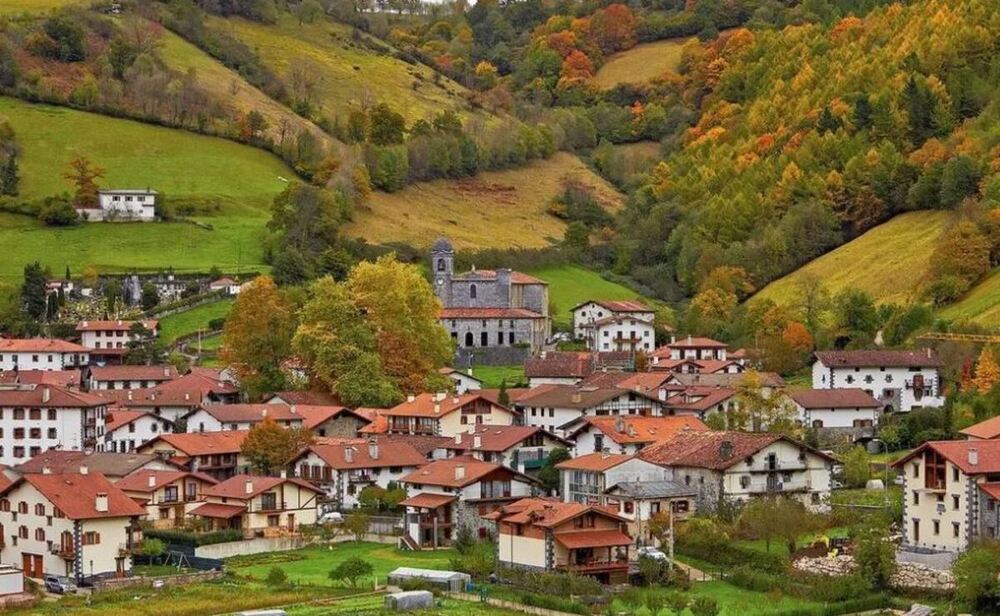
top-left (417, 515), bottom-right (452, 528)
top-left (748, 461), bottom-right (806, 473)
top-left (258, 500), bottom-right (286, 512)
top-left (348, 473), bottom-right (375, 485)
top-left (569, 483), bottom-right (600, 495)
top-left (118, 544), bottom-right (131, 557)
top-left (51, 545), bottom-right (75, 560)
top-left (746, 479), bottom-right (811, 494)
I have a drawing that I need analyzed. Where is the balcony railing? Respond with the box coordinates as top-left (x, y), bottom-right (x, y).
top-left (418, 515), bottom-right (452, 527)
top-left (749, 462), bottom-right (806, 473)
top-left (348, 474), bottom-right (375, 484)
top-left (258, 500), bottom-right (285, 511)
top-left (746, 480), bottom-right (811, 494)
top-left (569, 483), bottom-right (599, 495)
top-left (51, 545), bottom-right (75, 560)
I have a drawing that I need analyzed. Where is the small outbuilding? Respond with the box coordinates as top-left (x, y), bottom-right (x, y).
top-left (387, 567), bottom-right (471, 592)
top-left (385, 590), bottom-right (435, 611)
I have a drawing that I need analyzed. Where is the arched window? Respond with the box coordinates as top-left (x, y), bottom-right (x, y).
top-left (469, 284), bottom-right (477, 299)
top-left (465, 332), bottom-right (474, 347)
top-left (34, 528), bottom-right (44, 542)
top-left (34, 504), bottom-right (44, 516)
top-left (437, 259), bottom-right (445, 272)
top-left (17, 526), bottom-right (27, 539)
top-left (17, 502), bottom-right (27, 514)
top-left (0, 499), bottom-right (9, 512)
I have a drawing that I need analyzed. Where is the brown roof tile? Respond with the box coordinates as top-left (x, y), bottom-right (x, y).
top-left (555, 452), bottom-right (633, 472)
top-left (1, 473), bottom-right (145, 519)
top-left (203, 474), bottom-right (320, 499)
top-left (815, 349), bottom-right (942, 368)
top-left (296, 437), bottom-right (427, 470)
top-left (790, 388), bottom-right (881, 409)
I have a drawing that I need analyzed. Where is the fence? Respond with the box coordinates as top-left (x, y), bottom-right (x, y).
top-left (368, 515), bottom-right (404, 536)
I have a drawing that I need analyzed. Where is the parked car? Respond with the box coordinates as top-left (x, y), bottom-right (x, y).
top-left (44, 574), bottom-right (76, 595)
top-left (319, 511), bottom-right (344, 524)
top-left (637, 546), bottom-right (668, 561)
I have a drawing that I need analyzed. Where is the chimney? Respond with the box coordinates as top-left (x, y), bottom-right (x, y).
top-left (571, 392), bottom-right (582, 404)
top-left (245, 480), bottom-right (254, 495)
top-left (407, 394), bottom-right (416, 403)
top-left (280, 470), bottom-right (287, 479)
top-left (127, 391), bottom-right (133, 401)
top-left (290, 405), bottom-right (297, 415)
top-left (262, 407), bottom-right (268, 417)
top-left (433, 403), bottom-right (441, 414)
top-left (927, 347), bottom-right (932, 359)
top-left (627, 425), bottom-right (637, 437)
top-left (615, 417), bottom-right (625, 433)
top-left (41, 466), bottom-right (51, 475)
top-left (368, 440), bottom-right (379, 460)
top-left (95, 493), bottom-right (108, 513)
top-left (436, 392), bottom-right (447, 402)
top-left (969, 448), bottom-right (979, 466)
top-left (79, 465), bottom-right (88, 475)
top-left (148, 475), bottom-right (156, 488)
top-left (473, 434), bottom-right (482, 449)
top-left (454, 433), bottom-right (462, 445)
top-left (670, 335), bottom-right (676, 345)
top-left (453, 397), bottom-right (460, 404)
top-left (164, 367), bottom-right (171, 377)
top-left (42, 387), bottom-right (50, 403)
top-left (184, 393), bottom-right (190, 401)
top-left (540, 351), bottom-right (547, 360)
top-left (344, 447), bottom-right (354, 463)
top-left (454, 465), bottom-right (465, 481)
top-left (720, 441), bottom-right (734, 460)
top-left (82, 321), bottom-right (88, 328)
top-left (658, 388), bottom-right (667, 401)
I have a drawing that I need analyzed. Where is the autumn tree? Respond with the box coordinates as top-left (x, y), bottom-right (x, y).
top-left (241, 416), bottom-right (314, 475)
top-left (731, 371), bottom-right (799, 436)
top-left (221, 276), bottom-right (297, 399)
top-left (64, 156), bottom-right (104, 209)
top-left (974, 347), bottom-right (1000, 394)
top-left (588, 4), bottom-right (635, 55)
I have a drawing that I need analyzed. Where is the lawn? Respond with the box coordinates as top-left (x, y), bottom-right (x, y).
top-left (939, 268), bottom-right (1000, 330)
top-left (528, 264), bottom-right (664, 328)
top-left (348, 152), bottom-right (625, 250)
top-left (158, 299), bottom-right (234, 343)
top-left (213, 13), bottom-right (473, 124)
top-left (753, 210), bottom-right (953, 308)
top-left (831, 486), bottom-right (904, 508)
top-left (591, 38), bottom-right (692, 89)
top-left (471, 364), bottom-right (526, 388)
top-left (228, 541), bottom-right (456, 587)
top-left (687, 581), bottom-right (831, 615)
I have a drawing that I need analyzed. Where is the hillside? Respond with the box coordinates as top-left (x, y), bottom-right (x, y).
top-left (752, 211), bottom-right (953, 307)
top-left (938, 271), bottom-right (1000, 330)
top-left (591, 38), bottom-right (690, 89)
top-left (345, 152), bottom-right (624, 250)
top-left (210, 13), bottom-right (476, 124)
top-left (0, 0), bottom-right (84, 15)
top-left (529, 265), bottom-right (666, 327)
top-left (0, 97), bottom-right (290, 278)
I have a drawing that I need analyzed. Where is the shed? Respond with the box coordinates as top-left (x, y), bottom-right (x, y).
top-left (385, 590), bottom-right (435, 611)
top-left (387, 567), bottom-right (471, 592)
top-left (0, 565), bottom-right (22, 596)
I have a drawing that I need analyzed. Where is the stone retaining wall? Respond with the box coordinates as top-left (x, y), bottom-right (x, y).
top-left (92, 570), bottom-right (224, 593)
top-left (793, 555), bottom-right (954, 592)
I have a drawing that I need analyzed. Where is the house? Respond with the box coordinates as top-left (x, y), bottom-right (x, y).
top-left (87, 365), bottom-right (178, 391)
top-left (114, 470), bottom-right (218, 529)
top-left (565, 416), bottom-right (709, 456)
top-left (208, 277), bottom-right (244, 296)
top-left (651, 336), bottom-right (728, 363)
top-left (136, 431), bottom-right (250, 480)
top-left (0, 339), bottom-right (89, 372)
top-left (0, 470), bottom-right (144, 583)
top-left (669, 371), bottom-right (785, 393)
top-left (443, 425), bottom-right (571, 471)
top-left (264, 391), bottom-right (341, 407)
top-left (90, 369), bottom-right (239, 424)
top-left (182, 403), bottom-right (333, 433)
top-left (15, 450), bottom-right (177, 481)
top-left (400, 457), bottom-right (536, 548)
top-left (292, 436), bottom-right (428, 509)
top-left (0, 370), bottom-right (81, 390)
top-left (604, 481), bottom-right (696, 547)
top-left (661, 386), bottom-right (738, 421)
top-left (78, 189), bottom-right (156, 222)
top-left (789, 389), bottom-right (881, 431)
top-left (640, 431), bottom-right (835, 511)
top-left (100, 410), bottom-right (173, 453)
top-left (571, 301), bottom-right (656, 353)
top-left (439, 368), bottom-right (483, 394)
top-left (189, 474), bottom-right (320, 536)
top-left (432, 238), bottom-right (551, 356)
top-left (0, 385), bottom-right (109, 465)
top-left (649, 357), bottom-right (744, 375)
top-left (382, 393), bottom-right (519, 437)
top-left (76, 320), bottom-right (159, 365)
top-left (524, 352), bottom-right (596, 386)
top-left (556, 453), bottom-right (668, 505)
top-left (515, 385), bottom-right (666, 436)
top-left (812, 349), bottom-right (944, 412)
top-left (959, 416), bottom-right (1000, 441)
top-left (484, 497), bottom-right (633, 583)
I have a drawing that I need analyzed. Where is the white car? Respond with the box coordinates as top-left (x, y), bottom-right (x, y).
top-left (637, 547), bottom-right (668, 561)
top-left (319, 511), bottom-right (344, 524)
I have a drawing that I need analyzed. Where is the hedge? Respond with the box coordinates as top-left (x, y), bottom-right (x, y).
top-left (675, 539), bottom-right (787, 573)
top-left (144, 528), bottom-right (242, 546)
top-left (518, 592), bottom-right (589, 615)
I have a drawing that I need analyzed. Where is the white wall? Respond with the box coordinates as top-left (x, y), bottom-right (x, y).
top-left (796, 404), bottom-right (879, 429)
top-left (0, 352), bottom-right (88, 372)
top-left (101, 415), bottom-right (171, 453)
top-left (812, 360), bottom-right (944, 412)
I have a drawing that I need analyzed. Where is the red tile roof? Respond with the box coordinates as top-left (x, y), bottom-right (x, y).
top-left (517, 384), bottom-right (659, 410)
top-left (452, 269), bottom-right (547, 285)
top-left (401, 457), bottom-right (506, 488)
top-left (484, 497), bottom-right (625, 527)
top-left (76, 320), bottom-right (158, 332)
top-left (960, 416), bottom-right (1000, 440)
top-left (667, 337), bottom-right (727, 349)
top-left (115, 469), bottom-right (217, 493)
top-left (0, 370), bottom-right (82, 388)
top-left (524, 352), bottom-right (593, 379)
top-left (439, 308), bottom-right (545, 319)
top-left (89, 365), bottom-right (178, 382)
top-left (477, 388), bottom-right (533, 406)
top-left (189, 502), bottom-right (245, 519)
top-left (399, 493), bottom-right (457, 508)
top-left (105, 410), bottom-right (160, 433)
top-left (573, 416), bottom-right (708, 445)
top-left (556, 452), bottom-right (633, 472)
top-left (384, 393), bottom-right (516, 418)
top-left (203, 474), bottom-right (321, 499)
top-left (446, 425), bottom-right (569, 452)
top-left (641, 431), bottom-right (832, 470)
top-left (15, 451), bottom-right (169, 477)
top-left (1, 472), bottom-right (145, 519)
top-left (295, 437), bottom-right (427, 470)
top-left (815, 349), bottom-right (942, 368)
top-left (0, 385), bottom-right (106, 408)
top-left (980, 483), bottom-right (1000, 500)
top-left (190, 403), bottom-right (344, 426)
top-left (265, 391), bottom-right (342, 406)
top-left (140, 431), bottom-right (249, 457)
top-left (662, 388), bottom-right (736, 412)
top-left (790, 388), bottom-right (881, 409)
top-left (0, 338), bottom-right (88, 353)
top-left (891, 440), bottom-right (1000, 474)
top-left (555, 529), bottom-right (632, 549)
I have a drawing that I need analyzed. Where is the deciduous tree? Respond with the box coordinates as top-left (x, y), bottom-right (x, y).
top-left (240, 416), bottom-right (313, 475)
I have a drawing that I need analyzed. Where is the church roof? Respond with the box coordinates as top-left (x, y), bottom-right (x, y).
top-left (432, 237), bottom-right (453, 252)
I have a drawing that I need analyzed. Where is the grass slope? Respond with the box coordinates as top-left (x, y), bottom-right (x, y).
top-left (0, 0), bottom-right (86, 15)
top-left (753, 210), bottom-right (953, 307)
top-left (939, 269), bottom-right (1000, 329)
top-left (157, 27), bottom-right (340, 155)
top-left (591, 38), bottom-right (690, 89)
top-left (159, 299), bottom-right (234, 343)
top-left (530, 264), bottom-right (660, 327)
top-left (213, 13), bottom-right (473, 124)
top-left (347, 152), bottom-right (624, 250)
top-left (0, 97), bottom-right (289, 278)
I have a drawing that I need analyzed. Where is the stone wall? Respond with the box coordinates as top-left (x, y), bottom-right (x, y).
top-left (792, 555), bottom-right (955, 592)
top-left (454, 346), bottom-right (531, 369)
top-left (92, 570), bottom-right (224, 593)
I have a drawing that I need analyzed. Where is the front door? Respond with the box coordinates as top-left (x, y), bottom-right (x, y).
top-left (22, 553), bottom-right (42, 578)
top-left (287, 513), bottom-right (295, 532)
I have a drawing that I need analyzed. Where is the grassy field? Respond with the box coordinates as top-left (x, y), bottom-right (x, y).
top-left (528, 264), bottom-right (662, 327)
top-left (753, 210), bottom-right (953, 307)
top-left (158, 299), bottom-right (234, 343)
top-left (288, 596), bottom-right (526, 616)
top-left (0, 97), bottom-right (289, 279)
top-left (213, 13), bottom-right (473, 124)
top-left (471, 364), bottom-right (526, 388)
top-left (157, 26), bottom-right (341, 157)
top-left (0, 0), bottom-right (87, 15)
top-left (592, 38), bottom-right (691, 89)
top-left (228, 541), bottom-right (455, 587)
top-left (349, 153), bottom-right (625, 250)
top-left (939, 268), bottom-right (1000, 329)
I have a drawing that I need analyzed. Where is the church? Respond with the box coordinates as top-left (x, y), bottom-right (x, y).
top-left (431, 238), bottom-right (551, 359)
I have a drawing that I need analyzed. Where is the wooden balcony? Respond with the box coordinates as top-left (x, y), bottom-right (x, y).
top-left (51, 545), bottom-right (75, 560)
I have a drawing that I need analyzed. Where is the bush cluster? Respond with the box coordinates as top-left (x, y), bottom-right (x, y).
top-left (143, 528), bottom-right (243, 547)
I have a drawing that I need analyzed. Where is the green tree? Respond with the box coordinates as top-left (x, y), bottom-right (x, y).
top-left (295, 0), bottom-right (323, 24)
top-left (841, 446), bottom-right (872, 489)
top-left (21, 262), bottom-right (47, 323)
top-left (265, 566), bottom-right (289, 588)
top-left (63, 156), bottom-right (104, 210)
top-left (852, 525), bottom-right (895, 590)
top-left (140, 282), bottom-right (159, 311)
top-left (329, 555), bottom-right (373, 586)
top-left (368, 104), bottom-right (406, 146)
top-left (125, 323), bottom-right (167, 365)
top-left (953, 542), bottom-right (1000, 612)
top-left (537, 446), bottom-right (570, 493)
top-left (344, 511), bottom-right (370, 543)
top-left (0, 155), bottom-right (18, 196)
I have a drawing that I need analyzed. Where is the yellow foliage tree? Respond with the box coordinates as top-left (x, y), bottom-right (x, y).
top-left (974, 346), bottom-right (1000, 393)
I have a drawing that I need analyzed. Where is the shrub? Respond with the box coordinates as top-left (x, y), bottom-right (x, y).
top-left (139, 538), bottom-right (166, 559)
top-left (449, 540), bottom-right (495, 579)
top-left (265, 566), bottom-right (288, 588)
top-left (518, 592), bottom-right (588, 615)
top-left (498, 565), bottom-right (602, 596)
top-left (143, 528), bottom-right (242, 546)
top-left (329, 556), bottom-right (373, 587)
top-left (690, 596), bottom-right (719, 616)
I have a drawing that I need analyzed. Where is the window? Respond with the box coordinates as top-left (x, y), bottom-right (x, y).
top-left (12, 409), bottom-right (23, 420)
top-left (47, 428), bottom-right (56, 439)
top-left (912, 491), bottom-right (919, 506)
top-left (260, 493), bottom-right (278, 510)
top-left (953, 522), bottom-right (960, 539)
top-left (33, 504), bottom-right (44, 516)
top-left (17, 502), bottom-right (27, 514)
top-left (267, 515), bottom-right (279, 527)
top-left (469, 284), bottom-right (477, 299)
top-left (163, 486), bottom-right (179, 503)
top-left (12, 446), bottom-right (23, 458)
top-left (47, 409), bottom-right (56, 421)
top-left (845, 375), bottom-right (854, 384)
top-left (933, 520), bottom-right (940, 536)
top-left (17, 526), bottom-right (26, 539)
top-left (739, 475), bottom-right (750, 489)
top-left (953, 467), bottom-right (959, 482)
top-left (29, 428), bottom-right (40, 439)
top-left (34, 528), bottom-right (44, 542)
top-left (12, 428), bottom-right (22, 440)
top-left (912, 463), bottom-right (919, 478)
top-left (82, 531), bottom-right (100, 545)
top-left (953, 495), bottom-right (960, 510)
top-left (624, 501), bottom-right (634, 514)
top-left (28, 409), bottom-right (40, 420)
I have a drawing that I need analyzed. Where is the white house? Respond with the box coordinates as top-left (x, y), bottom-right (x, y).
top-left (571, 301), bottom-right (656, 351)
top-left (640, 431), bottom-right (834, 511)
top-left (208, 277), bottom-right (245, 296)
top-left (292, 437), bottom-right (428, 510)
top-left (442, 424), bottom-right (571, 471)
top-left (556, 453), bottom-right (669, 505)
top-left (439, 368), bottom-right (483, 394)
top-left (190, 474), bottom-right (321, 536)
top-left (76, 320), bottom-right (159, 365)
top-left (789, 388), bottom-right (881, 430)
top-left (812, 349), bottom-right (944, 412)
top-left (114, 469), bottom-right (219, 529)
top-left (566, 415), bottom-right (708, 456)
top-left (0, 385), bottom-right (108, 465)
top-left (0, 471), bottom-right (145, 583)
top-left (382, 393), bottom-right (519, 438)
top-left (515, 385), bottom-right (665, 436)
top-left (0, 340), bottom-right (89, 372)
top-left (79, 189), bottom-right (156, 222)
top-left (651, 336), bottom-right (728, 363)
top-left (603, 480), bottom-right (697, 546)
top-left (100, 410), bottom-right (173, 454)
top-left (87, 365), bottom-right (178, 391)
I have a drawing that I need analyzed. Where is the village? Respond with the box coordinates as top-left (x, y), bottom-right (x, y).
top-left (0, 238), bottom-right (987, 616)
